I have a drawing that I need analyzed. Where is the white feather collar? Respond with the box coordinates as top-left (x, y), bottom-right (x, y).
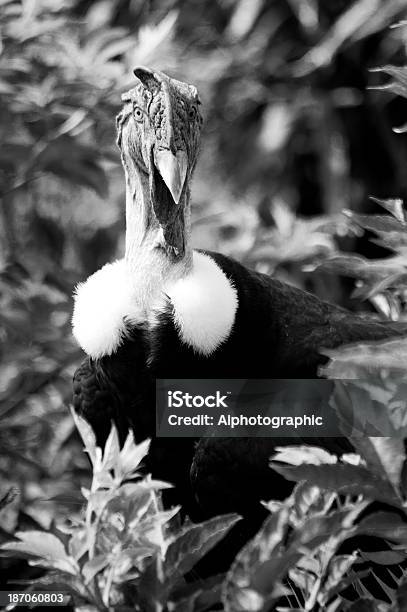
top-left (72, 252), bottom-right (238, 358)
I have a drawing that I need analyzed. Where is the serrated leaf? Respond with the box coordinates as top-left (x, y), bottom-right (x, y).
top-left (271, 462), bottom-right (399, 504)
top-left (222, 507), bottom-right (290, 611)
top-left (322, 337), bottom-right (407, 379)
top-left (101, 425), bottom-right (120, 471)
top-left (345, 210), bottom-right (406, 234)
top-left (350, 436), bottom-right (405, 491)
top-left (82, 554), bottom-right (109, 583)
top-left (1, 531), bottom-right (79, 575)
top-left (165, 513), bottom-right (240, 589)
top-left (118, 434), bottom-right (150, 480)
top-left (272, 446), bottom-right (337, 466)
top-left (314, 254), bottom-right (404, 281)
top-left (88, 489), bottom-right (115, 516)
top-left (71, 408), bottom-right (97, 464)
top-left (369, 196), bottom-right (406, 223)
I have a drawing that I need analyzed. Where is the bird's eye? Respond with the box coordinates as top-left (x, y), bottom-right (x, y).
top-left (133, 106), bottom-right (144, 122)
top-left (188, 107), bottom-right (197, 120)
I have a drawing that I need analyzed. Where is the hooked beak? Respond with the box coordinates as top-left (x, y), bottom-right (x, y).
top-left (154, 149), bottom-right (188, 204)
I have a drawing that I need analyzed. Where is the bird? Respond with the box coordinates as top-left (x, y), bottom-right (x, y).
top-left (72, 66), bottom-right (405, 528)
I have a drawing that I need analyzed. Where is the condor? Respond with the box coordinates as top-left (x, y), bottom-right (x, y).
top-left (72, 67), bottom-right (405, 522)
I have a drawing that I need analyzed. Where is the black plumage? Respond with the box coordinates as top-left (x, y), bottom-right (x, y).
top-left (73, 248), bottom-right (404, 515)
top-left (149, 250), bottom-right (402, 378)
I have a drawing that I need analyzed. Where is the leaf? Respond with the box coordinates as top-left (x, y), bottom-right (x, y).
top-left (135, 11), bottom-right (178, 65)
top-left (87, 489), bottom-right (115, 516)
top-left (82, 554), bottom-right (109, 583)
top-left (369, 196), bottom-right (406, 223)
top-left (169, 573), bottom-right (226, 612)
top-left (222, 507), bottom-right (291, 611)
top-left (0, 486), bottom-right (19, 511)
top-left (68, 530), bottom-right (89, 561)
top-left (357, 512), bottom-right (407, 544)
top-left (371, 65), bottom-right (407, 100)
top-left (344, 210), bottom-right (406, 234)
top-left (288, 565), bottom-right (316, 594)
top-left (136, 556), bottom-right (166, 612)
top-left (397, 575), bottom-right (407, 610)
top-left (227, 0), bottom-right (266, 41)
top-left (270, 462), bottom-right (399, 504)
top-left (351, 272), bottom-right (407, 301)
top-left (272, 445), bottom-right (337, 466)
top-left (321, 338), bottom-right (407, 379)
top-left (1, 531), bottom-right (79, 575)
top-left (37, 140), bottom-right (110, 198)
top-left (345, 598), bottom-right (378, 611)
top-left (22, 571), bottom-right (88, 603)
top-left (323, 553), bottom-right (358, 600)
top-left (165, 514), bottom-right (240, 590)
top-left (292, 482), bottom-right (335, 524)
top-left (349, 436), bottom-right (405, 491)
top-left (360, 550), bottom-right (406, 565)
top-left (71, 408), bottom-right (97, 464)
top-left (118, 434), bottom-right (150, 479)
top-left (53, 109), bottom-right (88, 139)
top-left (332, 380), bottom-right (406, 438)
top-left (288, 503), bottom-right (367, 552)
top-left (98, 37), bottom-right (136, 63)
top-left (314, 254), bottom-right (404, 281)
top-left (101, 424), bottom-right (120, 471)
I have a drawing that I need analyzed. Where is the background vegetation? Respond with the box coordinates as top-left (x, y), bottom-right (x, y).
top-left (2, 0), bottom-right (407, 609)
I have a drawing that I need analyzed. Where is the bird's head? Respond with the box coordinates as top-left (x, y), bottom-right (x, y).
top-left (117, 67), bottom-right (202, 259)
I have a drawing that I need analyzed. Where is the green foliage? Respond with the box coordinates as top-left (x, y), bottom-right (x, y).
top-left (4, 389), bottom-right (407, 610)
top-left (311, 198), bottom-right (407, 321)
top-left (267, 435), bottom-right (407, 611)
top-left (1, 416), bottom-right (240, 610)
top-left (3, 1), bottom-right (407, 610)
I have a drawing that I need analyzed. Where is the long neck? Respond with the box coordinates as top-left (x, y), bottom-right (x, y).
top-left (123, 162), bottom-right (192, 310)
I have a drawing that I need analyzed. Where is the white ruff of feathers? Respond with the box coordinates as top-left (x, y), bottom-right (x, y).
top-left (166, 252), bottom-right (238, 356)
top-left (72, 252), bottom-right (238, 359)
top-left (72, 260), bottom-right (143, 359)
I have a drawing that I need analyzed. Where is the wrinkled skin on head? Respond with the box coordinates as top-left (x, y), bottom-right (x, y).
top-left (117, 67), bottom-right (203, 259)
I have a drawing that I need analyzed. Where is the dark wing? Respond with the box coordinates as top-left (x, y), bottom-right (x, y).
top-left (72, 326), bottom-right (198, 510)
top-left (187, 252), bottom-right (404, 538)
top-left (202, 250), bottom-right (406, 377)
top-left (73, 357), bottom-right (124, 448)
top-left (73, 327), bottom-right (153, 448)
